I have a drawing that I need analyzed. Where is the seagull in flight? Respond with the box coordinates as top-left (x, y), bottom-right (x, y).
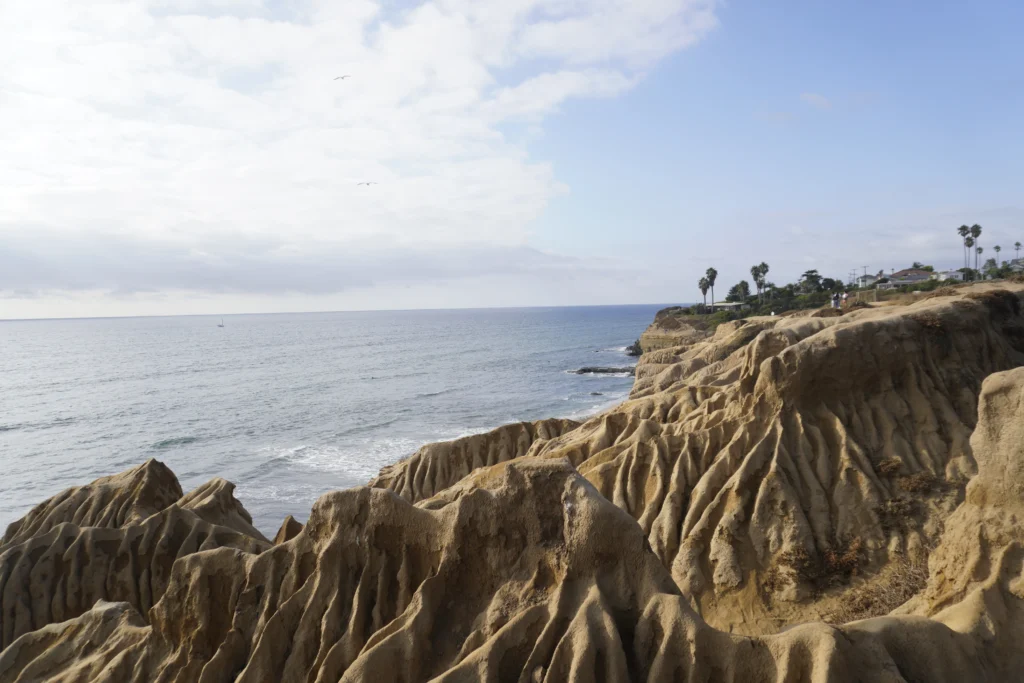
top-left (334, 75), bottom-right (351, 80)
top-left (357, 182), bottom-right (378, 186)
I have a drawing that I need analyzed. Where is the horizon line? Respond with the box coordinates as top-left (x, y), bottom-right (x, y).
top-left (0, 300), bottom-right (698, 323)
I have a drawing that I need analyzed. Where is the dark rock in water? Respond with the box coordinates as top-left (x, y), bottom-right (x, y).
top-left (590, 392), bottom-right (603, 396)
top-left (571, 367), bottom-right (636, 376)
top-left (626, 339), bottom-right (643, 357)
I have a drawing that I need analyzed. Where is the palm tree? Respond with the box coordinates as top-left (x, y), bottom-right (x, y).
top-left (970, 224), bottom-right (982, 271)
top-left (995, 245), bottom-right (1002, 266)
top-left (976, 246), bottom-right (984, 275)
top-left (750, 265), bottom-right (761, 302)
top-left (758, 262), bottom-right (769, 302)
top-left (705, 268), bottom-right (719, 310)
top-left (698, 277), bottom-right (710, 307)
top-left (1016, 241), bottom-right (1022, 261)
top-left (965, 237), bottom-right (975, 279)
top-left (957, 225), bottom-right (970, 270)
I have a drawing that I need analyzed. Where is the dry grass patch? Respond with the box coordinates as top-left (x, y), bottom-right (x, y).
top-left (911, 312), bottom-right (946, 334)
top-left (898, 472), bottom-right (940, 494)
top-left (825, 556), bottom-right (929, 624)
top-left (874, 457), bottom-right (902, 477)
top-left (779, 537), bottom-right (865, 591)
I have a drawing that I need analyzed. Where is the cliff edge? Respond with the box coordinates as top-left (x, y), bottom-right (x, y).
top-left (2, 283), bottom-right (1024, 682)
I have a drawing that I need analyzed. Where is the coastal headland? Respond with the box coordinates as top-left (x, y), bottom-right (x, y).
top-left (3, 282), bottom-right (1024, 681)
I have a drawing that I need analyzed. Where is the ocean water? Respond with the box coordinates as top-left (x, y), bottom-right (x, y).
top-left (0, 305), bottom-right (662, 536)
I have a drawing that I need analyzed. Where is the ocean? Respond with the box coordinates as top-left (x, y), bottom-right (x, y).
top-left (0, 305), bottom-right (663, 536)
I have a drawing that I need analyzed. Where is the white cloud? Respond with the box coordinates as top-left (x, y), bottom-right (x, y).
top-left (799, 92), bottom-right (832, 110)
top-left (0, 0), bottom-right (719, 313)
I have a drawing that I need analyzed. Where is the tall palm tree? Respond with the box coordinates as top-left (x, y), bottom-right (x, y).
top-left (1016, 241), bottom-right (1022, 261)
top-left (965, 237), bottom-right (975, 279)
top-left (705, 268), bottom-right (718, 310)
top-left (995, 245), bottom-right (1002, 266)
top-left (698, 277), bottom-right (709, 307)
top-left (970, 224), bottom-right (983, 271)
top-left (958, 225), bottom-right (970, 270)
top-left (750, 265), bottom-right (761, 302)
top-left (758, 262), bottom-right (770, 302)
top-left (976, 246), bottom-right (984, 274)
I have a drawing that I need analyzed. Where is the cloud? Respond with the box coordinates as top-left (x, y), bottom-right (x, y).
top-left (799, 92), bottom-right (832, 110)
top-left (0, 228), bottom-right (633, 297)
top-left (0, 0), bottom-right (719, 310)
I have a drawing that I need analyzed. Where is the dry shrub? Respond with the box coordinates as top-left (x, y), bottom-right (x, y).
top-left (874, 457), bottom-right (902, 477)
top-left (846, 300), bottom-right (871, 311)
top-left (1008, 274), bottom-right (1024, 284)
top-left (965, 289), bottom-right (1022, 318)
top-left (823, 537), bottom-right (864, 579)
top-left (779, 537), bottom-right (865, 591)
top-left (922, 286), bottom-right (960, 300)
top-left (812, 307), bottom-right (845, 318)
top-left (825, 556), bottom-right (929, 624)
top-left (878, 497), bottom-right (917, 534)
top-left (761, 564), bottom-right (783, 597)
top-left (911, 312), bottom-right (946, 334)
top-left (898, 472), bottom-right (939, 494)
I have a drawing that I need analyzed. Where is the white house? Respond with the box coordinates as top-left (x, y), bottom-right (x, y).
top-left (931, 269), bottom-right (964, 282)
top-left (856, 274), bottom-right (880, 288)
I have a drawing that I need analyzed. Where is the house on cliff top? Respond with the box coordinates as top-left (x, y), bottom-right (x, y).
top-left (876, 268), bottom-right (933, 290)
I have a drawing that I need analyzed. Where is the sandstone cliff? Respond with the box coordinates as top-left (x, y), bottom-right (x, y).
top-left (637, 306), bottom-right (713, 352)
top-left (2, 283), bottom-right (1024, 682)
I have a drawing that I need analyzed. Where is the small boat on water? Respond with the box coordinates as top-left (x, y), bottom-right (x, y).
top-left (217, 318), bottom-right (225, 328)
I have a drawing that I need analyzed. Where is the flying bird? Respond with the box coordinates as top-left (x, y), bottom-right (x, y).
top-left (357, 182), bottom-right (378, 186)
top-left (334, 75), bottom-right (351, 80)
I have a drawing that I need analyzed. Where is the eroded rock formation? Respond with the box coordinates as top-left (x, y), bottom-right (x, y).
top-left (2, 284), bottom-right (1024, 682)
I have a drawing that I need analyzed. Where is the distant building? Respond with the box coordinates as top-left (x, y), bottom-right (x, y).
top-left (712, 299), bottom-right (753, 309)
top-left (856, 274), bottom-right (880, 288)
top-left (876, 268), bottom-right (933, 290)
top-left (931, 269), bottom-right (964, 282)
top-left (1009, 259), bottom-right (1024, 273)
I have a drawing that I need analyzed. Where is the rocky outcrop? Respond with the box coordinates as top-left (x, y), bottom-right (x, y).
top-left (0, 459), bottom-right (182, 550)
top-left (638, 306), bottom-right (714, 352)
top-left (530, 286), bottom-right (1024, 632)
top-left (273, 515), bottom-right (304, 544)
top-left (909, 366), bottom-right (1024, 618)
top-left (178, 477), bottom-right (271, 544)
top-left (2, 460), bottom-right (1023, 682)
top-left (0, 465), bottom-right (271, 651)
top-left (3, 283), bottom-right (1024, 681)
top-left (569, 366), bottom-right (635, 375)
top-left (370, 418), bottom-right (579, 502)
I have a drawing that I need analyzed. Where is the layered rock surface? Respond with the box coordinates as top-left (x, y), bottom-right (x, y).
top-left (0, 462), bottom-right (271, 652)
top-left (2, 284), bottom-right (1024, 681)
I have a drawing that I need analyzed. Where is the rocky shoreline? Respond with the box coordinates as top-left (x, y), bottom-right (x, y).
top-left (3, 283), bottom-right (1024, 681)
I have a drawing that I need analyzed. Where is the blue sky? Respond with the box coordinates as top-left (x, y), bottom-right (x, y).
top-left (532, 0), bottom-right (1024, 284)
top-left (1, 0), bottom-right (1022, 317)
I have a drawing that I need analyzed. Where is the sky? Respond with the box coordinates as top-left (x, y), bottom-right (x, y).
top-left (1, 0), bottom-right (1023, 318)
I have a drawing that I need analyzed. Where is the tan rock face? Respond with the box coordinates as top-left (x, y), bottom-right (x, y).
top-left (369, 418), bottom-right (579, 502)
top-left (0, 463), bottom-right (271, 651)
top-left (1, 458), bottom-right (1022, 683)
top-left (2, 284), bottom-right (1024, 682)
top-left (0, 459), bottom-right (182, 549)
top-left (526, 287), bottom-right (1024, 632)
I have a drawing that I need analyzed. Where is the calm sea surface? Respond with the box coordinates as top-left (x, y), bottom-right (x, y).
top-left (0, 306), bottom-right (662, 535)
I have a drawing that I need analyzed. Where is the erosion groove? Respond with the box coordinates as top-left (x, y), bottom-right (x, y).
top-left (370, 418), bottom-right (579, 502)
top-left (1, 457), bottom-right (1023, 681)
top-left (0, 468), bottom-right (271, 651)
